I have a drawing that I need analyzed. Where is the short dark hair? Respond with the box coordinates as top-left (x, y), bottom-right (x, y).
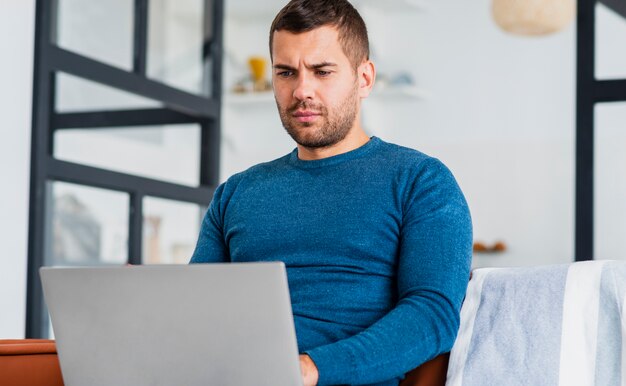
top-left (269, 0), bottom-right (370, 69)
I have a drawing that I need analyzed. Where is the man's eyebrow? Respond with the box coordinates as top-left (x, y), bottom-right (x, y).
top-left (272, 62), bottom-right (338, 71)
top-left (273, 64), bottom-right (296, 71)
top-left (309, 62), bottom-right (337, 69)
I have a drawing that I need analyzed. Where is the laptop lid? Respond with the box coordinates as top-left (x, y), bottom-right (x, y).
top-left (40, 262), bottom-right (302, 386)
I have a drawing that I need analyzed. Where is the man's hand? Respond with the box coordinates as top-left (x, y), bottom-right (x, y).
top-left (299, 354), bottom-right (319, 386)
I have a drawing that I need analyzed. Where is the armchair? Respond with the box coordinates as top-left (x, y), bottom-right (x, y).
top-left (0, 339), bottom-right (64, 386)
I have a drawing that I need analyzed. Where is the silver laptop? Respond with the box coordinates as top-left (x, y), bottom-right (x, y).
top-left (40, 262), bottom-right (302, 386)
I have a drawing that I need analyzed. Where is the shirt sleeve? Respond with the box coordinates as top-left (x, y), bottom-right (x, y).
top-left (304, 158), bottom-right (473, 385)
top-left (189, 183), bottom-right (230, 264)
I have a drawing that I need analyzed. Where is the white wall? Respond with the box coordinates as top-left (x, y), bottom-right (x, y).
top-left (363, 1), bottom-right (578, 268)
top-left (0, 0), bottom-right (36, 338)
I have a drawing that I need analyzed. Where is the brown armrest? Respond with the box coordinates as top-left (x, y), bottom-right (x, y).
top-left (400, 353), bottom-right (449, 386)
top-left (0, 339), bottom-right (57, 355)
top-left (0, 339), bottom-right (64, 386)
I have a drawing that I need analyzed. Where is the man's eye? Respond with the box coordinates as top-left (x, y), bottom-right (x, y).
top-left (277, 71), bottom-right (293, 77)
top-left (317, 70), bottom-right (331, 76)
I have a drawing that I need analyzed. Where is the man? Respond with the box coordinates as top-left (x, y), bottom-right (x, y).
top-left (190, 0), bottom-right (472, 385)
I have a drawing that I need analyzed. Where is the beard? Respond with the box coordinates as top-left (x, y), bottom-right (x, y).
top-left (276, 84), bottom-right (359, 149)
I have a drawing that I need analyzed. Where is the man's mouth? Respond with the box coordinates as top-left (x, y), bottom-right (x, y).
top-left (292, 110), bottom-right (321, 123)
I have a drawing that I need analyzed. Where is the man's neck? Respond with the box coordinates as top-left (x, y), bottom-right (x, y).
top-left (296, 127), bottom-right (371, 161)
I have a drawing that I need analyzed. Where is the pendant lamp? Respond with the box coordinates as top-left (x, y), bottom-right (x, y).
top-left (492, 0), bottom-right (576, 36)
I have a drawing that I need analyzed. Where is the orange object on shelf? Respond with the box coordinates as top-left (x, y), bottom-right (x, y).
top-left (248, 56), bottom-right (271, 92)
top-left (473, 241), bottom-right (507, 253)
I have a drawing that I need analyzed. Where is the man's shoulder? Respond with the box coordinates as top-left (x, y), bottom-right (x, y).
top-left (374, 138), bottom-right (442, 171)
top-left (371, 139), bottom-right (461, 196)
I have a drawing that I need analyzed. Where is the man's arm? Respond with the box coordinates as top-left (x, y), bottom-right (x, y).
top-left (304, 159), bottom-right (473, 385)
top-left (189, 184), bottom-right (230, 264)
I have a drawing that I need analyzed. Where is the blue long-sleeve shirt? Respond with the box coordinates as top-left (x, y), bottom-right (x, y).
top-left (190, 137), bottom-right (472, 385)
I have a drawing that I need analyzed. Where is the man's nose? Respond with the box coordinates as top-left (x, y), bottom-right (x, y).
top-left (293, 74), bottom-right (315, 101)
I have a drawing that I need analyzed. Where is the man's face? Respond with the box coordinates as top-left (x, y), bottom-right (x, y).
top-left (271, 26), bottom-right (361, 149)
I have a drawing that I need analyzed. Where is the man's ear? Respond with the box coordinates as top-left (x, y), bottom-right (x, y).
top-left (358, 60), bottom-right (376, 98)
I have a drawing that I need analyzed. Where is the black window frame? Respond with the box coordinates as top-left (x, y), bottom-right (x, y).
top-left (576, 0), bottom-right (626, 260)
top-left (26, 0), bottom-right (224, 338)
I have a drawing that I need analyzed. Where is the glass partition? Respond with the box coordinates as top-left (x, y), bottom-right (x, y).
top-left (595, 2), bottom-right (626, 80)
top-left (148, 0), bottom-right (210, 95)
top-left (44, 181), bottom-right (129, 266)
top-left (142, 197), bottom-right (204, 264)
top-left (594, 102), bottom-right (626, 260)
top-left (57, 0), bottom-right (134, 70)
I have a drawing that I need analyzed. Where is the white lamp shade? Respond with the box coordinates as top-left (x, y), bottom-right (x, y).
top-left (492, 0), bottom-right (576, 36)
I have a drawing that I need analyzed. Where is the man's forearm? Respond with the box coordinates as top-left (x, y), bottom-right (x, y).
top-left (303, 289), bottom-right (464, 385)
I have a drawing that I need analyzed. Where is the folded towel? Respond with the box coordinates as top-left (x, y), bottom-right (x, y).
top-left (446, 260), bottom-right (626, 386)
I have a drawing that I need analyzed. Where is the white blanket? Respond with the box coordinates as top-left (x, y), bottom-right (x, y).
top-left (446, 260), bottom-right (626, 386)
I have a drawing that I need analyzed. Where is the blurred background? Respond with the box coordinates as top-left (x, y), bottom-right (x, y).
top-left (1, 0), bottom-right (625, 338)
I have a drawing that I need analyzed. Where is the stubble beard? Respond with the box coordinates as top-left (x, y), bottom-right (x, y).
top-left (277, 85), bottom-right (359, 149)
